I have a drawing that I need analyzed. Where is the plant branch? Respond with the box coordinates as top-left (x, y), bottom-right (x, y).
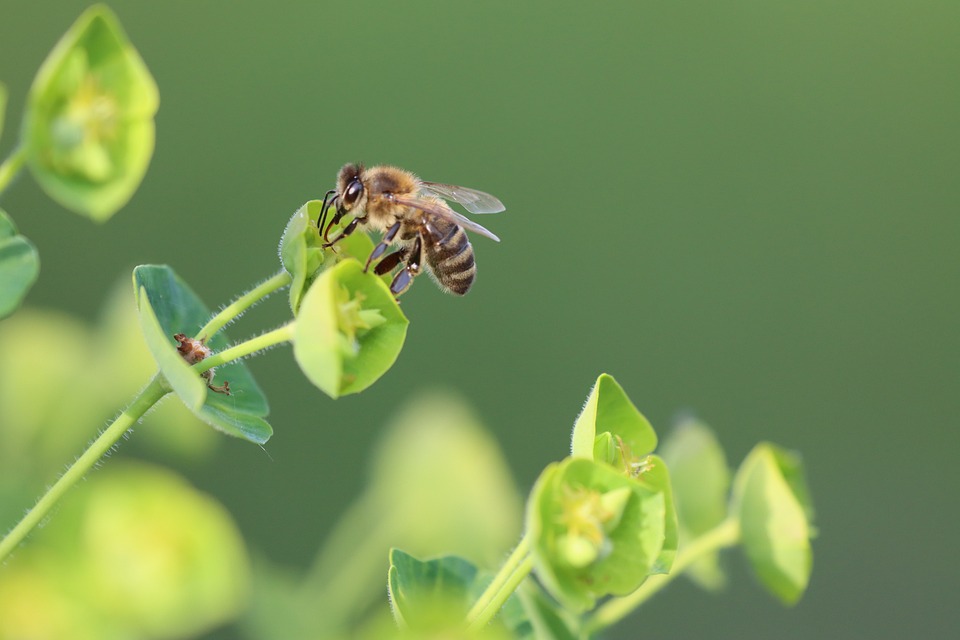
top-left (0, 145), bottom-right (27, 195)
top-left (196, 270), bottom-right (291, 340)
top-left (193, 323), bottom-right (296, 373)
top-left (0, 375), bottom-right (169, 563)
top-left (466, 533), bottom-right (533, 631)
top-left (581, 517), bottom-right (741, 637)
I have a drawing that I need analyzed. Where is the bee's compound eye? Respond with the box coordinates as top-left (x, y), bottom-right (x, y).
top-left (343, 179), bottom-right (364, 207)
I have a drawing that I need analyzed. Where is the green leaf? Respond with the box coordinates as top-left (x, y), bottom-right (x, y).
top-left (279, 201), bottom-right (383, 314)
top-left (731, 443), bottom-right (813, 605)
top-left (659, 417), bottom-right (731, 589)
top-left (23, 4), bottom-right (159, 220)
top-left (527, 458), bottom-right (666, 612)
top-left (293, 258), bottom-right (407, 398)
top-left (133, 265), bottom-right (272, 444)
top-left (571, 374), bottom-right (657, 468)
top-left (387, 549), bottom-right (478, 628)
top-left (0, 209), bottom-right (40, 318)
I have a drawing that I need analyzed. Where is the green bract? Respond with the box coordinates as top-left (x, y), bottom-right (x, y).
top-left (279, 201), bottom-right (381, 314)
top-left (571, 373), bottom-right (657, 471)
top-left (293, 258), bottom-right (407, 398)
top-left (660, 418), bottom-right (731, 589)
top-left (0, 209), bottom-right (40, 318)
top-left (527, 458), bottom-right (667, 612)
top-left (23, 4), bottom-right (158, 220)
top-left (732, 443), bottom-right (814, 605)
top-left (133, 265), bottom-right (272, 444)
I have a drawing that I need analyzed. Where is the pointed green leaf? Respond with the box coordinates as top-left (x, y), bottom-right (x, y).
top-left (527, 458), bottom-right (666, 612)
top-left (388, 549), bottom-right (478, 628)
top-left (571, 374), bottom-right (657, 467)
top-left (23, 5), bottom-right (159, 220)
top-left (660, 417), bottom-right (731, 589)
top-left (293, 258), bottom-right (407, 398)
top-left (732, 443), bottom-right (813, 605)
top-left (133, 265), bottom-right (272, 444)
top-left (0, 210), bottom-right (40, 318)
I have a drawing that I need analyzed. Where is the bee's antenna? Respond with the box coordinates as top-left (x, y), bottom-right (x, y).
top-left (317, 189), bottom-right (338, 234)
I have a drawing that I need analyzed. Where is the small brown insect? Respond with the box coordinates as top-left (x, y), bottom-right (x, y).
top-left (318, 164), bottom-right (505, 296)
top-left (174, 333), bottom-right (230, 395)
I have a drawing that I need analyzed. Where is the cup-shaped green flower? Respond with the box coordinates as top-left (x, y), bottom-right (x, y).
top-left (23, 5), bottom-right (158, 220)
top-left (527, 458), bottom-right (667, 612)
top-left (293, 259), bottom-right (407, 398)
top-left (731, 442), bottom-right (814, 605)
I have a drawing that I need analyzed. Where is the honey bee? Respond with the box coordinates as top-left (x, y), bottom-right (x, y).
top-left (317, 163), bottom-right (504, 296)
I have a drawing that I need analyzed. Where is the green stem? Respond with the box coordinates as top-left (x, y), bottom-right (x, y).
top-left (193, 322), bottom-right (296, 374)
top-left (0, 145), bottom-right (27, 195)
top-left (0, 376), bottom-right (169, 563)
top-left (465, 534), bottom-right (533, 631)
top-left (196, 271), bottom-right (291, 340)
top-left (581, 517), bottom-right (741, 637)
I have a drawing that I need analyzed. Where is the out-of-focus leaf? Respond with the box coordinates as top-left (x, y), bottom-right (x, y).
top-left (732, 443), bottom-right (814, 605)
top-left (0, 462), bottom-right (249, 639)
top-left (0, 209), bottom-right (40, 318)
top-left (388, 549), bottom-right (477, 628)
top-left (660, 417), bottom-right (731, 589)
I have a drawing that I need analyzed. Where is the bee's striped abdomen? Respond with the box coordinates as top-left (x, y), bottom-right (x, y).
top-left (427, 221), bottom-right (476, 295)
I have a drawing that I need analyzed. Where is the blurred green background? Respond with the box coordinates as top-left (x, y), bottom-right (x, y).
top-left (1, 0), bottom-right (957, 638)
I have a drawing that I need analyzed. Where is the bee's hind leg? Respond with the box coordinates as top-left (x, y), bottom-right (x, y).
top-left (389, 236), bottom-right (422, 297)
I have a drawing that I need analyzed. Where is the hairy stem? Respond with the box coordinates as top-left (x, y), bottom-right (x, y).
top-left (0, 376), bottom-right (169, 563)
top-left (196, 270), bottom-right (291, 340)
top-left (194, 323), bottom-right (296, 373)
top-left (0, 145), bottom-right (27, 195)
top-left (466, 534), bottom-right (533, 631)
top-left (581, 517), bottom-right (741, 636)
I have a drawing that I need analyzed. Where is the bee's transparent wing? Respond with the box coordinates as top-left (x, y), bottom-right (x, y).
top-left (419, 182), bottom-right (505, 214)
top-left (391, 195), bottom-right (501, 242)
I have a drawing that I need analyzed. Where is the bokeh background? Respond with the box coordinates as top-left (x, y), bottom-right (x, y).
top-left (1, 1), bottom-right (958, 638)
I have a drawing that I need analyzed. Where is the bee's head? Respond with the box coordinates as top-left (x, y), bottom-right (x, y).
top-left (336, 163), bottom-right (366, 214)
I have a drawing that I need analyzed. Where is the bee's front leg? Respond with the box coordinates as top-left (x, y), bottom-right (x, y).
top-left (322, 215), bottom-right (366, 249)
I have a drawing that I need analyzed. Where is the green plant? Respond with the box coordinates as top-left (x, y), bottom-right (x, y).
top-left (0, 5), bottom-right (814, 639)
